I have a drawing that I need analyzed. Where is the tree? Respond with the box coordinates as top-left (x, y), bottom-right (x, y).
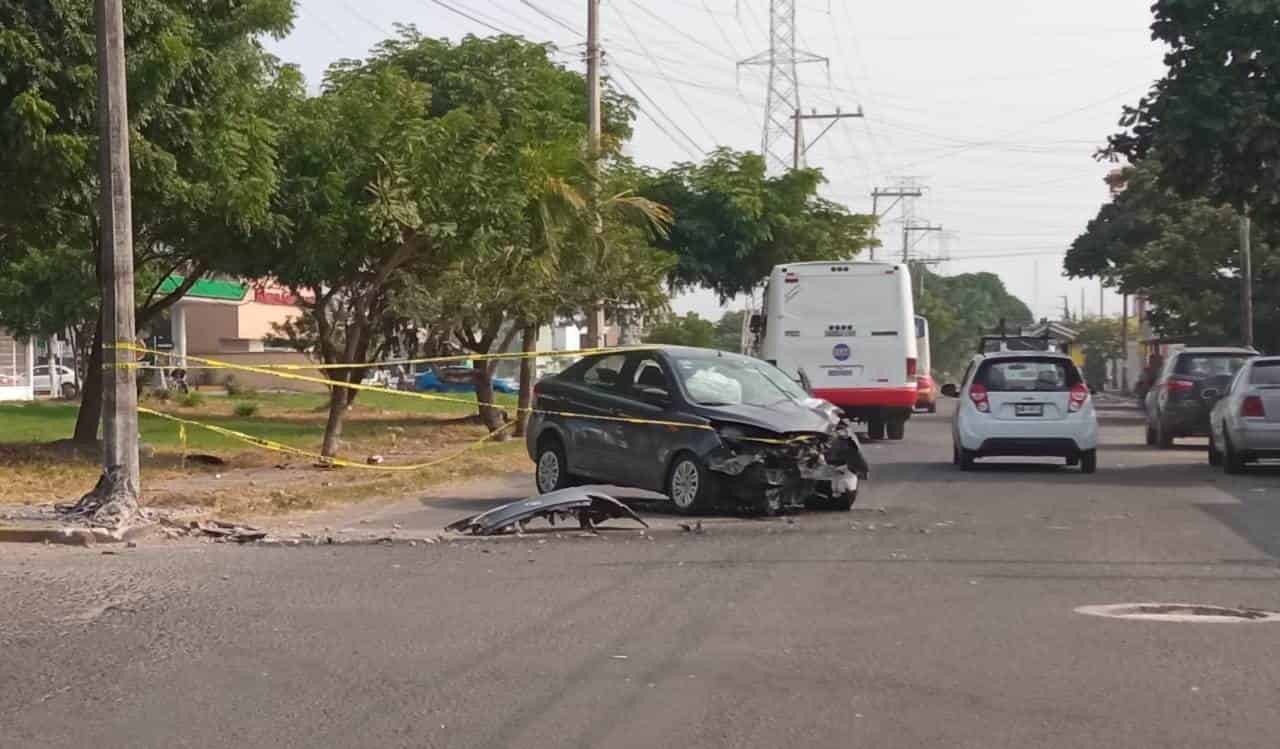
top-left (640, 149), bottom-right (878, 301)
top-left (1075, 316), bottom-right (1137, 390)
top-left (0, 0), bottom-right (295, 442)
top-left (1106, 0), bottom-right (1280, 223)
top-left (1065, 161), bottom-right (1280, 349)
top-left (713, 310), bottom-right (746, 353)
top-left (913, 267), bottom-right (1033, 379)
top-left (644, 312), bottom-right (717, 348)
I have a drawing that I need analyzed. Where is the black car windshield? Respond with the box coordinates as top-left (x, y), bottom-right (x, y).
top-left (670, 355), bottom-right (808, 406)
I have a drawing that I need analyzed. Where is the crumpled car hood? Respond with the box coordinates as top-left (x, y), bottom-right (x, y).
top-left (696, 399), bottom-right (834, 435)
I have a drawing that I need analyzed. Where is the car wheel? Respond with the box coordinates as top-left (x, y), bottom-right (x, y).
top-left (1080, 449), bottom-right (1097, 474)
top-left (926, 403), bottom-right (937, 414)
top-left (1155, 420), bottom-right (1174, 449)
top-left (59, 382), bottom-right (79, 400)
top-left (1208, 432), bottom-right (1222, 467)
top-left (534, 435), bottom-right (572, 494)
top-left (886, 419), bottom-right (906, 441)
top-left (952, 443), bottom-right (961, 466)
top-left (959, 448), bottom-right (977, 471)
top-left (866, 418), bottom-right (886, 441)
top-left (1224, 434), bottom-right (1247, 475)
top-left (807, 487), bottom-right (857, 512)
top-left (667, 453), bottom-right (714, 515)
top-left (1144, 423), bottom-right (1156, 446)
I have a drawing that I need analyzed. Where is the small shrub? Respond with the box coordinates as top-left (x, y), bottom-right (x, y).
top-left (179, 391), bottom-right (205, 408)
top-left (224, 375), bottom-right (257, 398)
top-left (233, 401), bottom-right (259, 418)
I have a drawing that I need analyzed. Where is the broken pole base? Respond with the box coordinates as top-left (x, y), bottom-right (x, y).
top-left (65, 465), bottom-right (139, 528)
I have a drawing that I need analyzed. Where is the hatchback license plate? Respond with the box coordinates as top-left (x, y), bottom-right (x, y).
top-left (1015, 403), bottom-right (1044, 417)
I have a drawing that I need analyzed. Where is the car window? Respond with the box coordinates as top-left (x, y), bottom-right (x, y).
top-left (1250, 361), bottom-right (1280, 386)
top-left (975, 358), bottom-right (1081, 392)
top-left (670, 354), bottom-right (807, 406)
top-left (630, 357), bottom-right (670, 394)
top-left (1174, 354), bottom-right (1251, 378)
top-left (580, 354), bottom-right (627, 392)
top-left (33, 366), bottom-right (48, 376)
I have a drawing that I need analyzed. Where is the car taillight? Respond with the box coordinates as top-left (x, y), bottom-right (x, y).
top-left (1068, 382), bottom-right (1088, 413)
top-left (1242, 395), bottom-right (1266, 418)
top-left (1166, 378), bottom-right (1194, 394)
top-left (969, 383), bottom-right (990, 413)
top-left (906, 358), bottom-right (918, 378)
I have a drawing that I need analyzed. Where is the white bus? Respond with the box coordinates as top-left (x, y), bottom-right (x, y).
top-left (754, 261), bottom-right (918, 439)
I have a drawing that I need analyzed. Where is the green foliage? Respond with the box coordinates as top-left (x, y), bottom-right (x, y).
top-left (178, 391), bottom-right (205, 409)
top-left (713, 310), bottom-right (746, 353)
top-left (224, 375), bottom-right (256, 398)
top-left (1107, 0), bottom-right (1280, 224)
top-left (915, 267), bottom-right (1034, 379)
top-left (233, 402), bottom-right (260, 418)
top-left (1066, 161), bottom-right (1280, 349)
top-left (644, 312), bottom-right (717, 349)
top-left (640, 149), bottom-right (878, 301)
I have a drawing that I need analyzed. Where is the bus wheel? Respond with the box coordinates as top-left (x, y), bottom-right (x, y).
top-left (886, 419), bottom-right (906, 441)
top-left (866, 417), bottom-right (886, 441)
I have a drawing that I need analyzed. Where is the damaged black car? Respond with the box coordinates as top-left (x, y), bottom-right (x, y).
top-left (525, 346), bottom-right (869, 515)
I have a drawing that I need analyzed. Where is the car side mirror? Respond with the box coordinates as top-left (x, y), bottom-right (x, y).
top-left (638, 386), bottom-right (670, 407)
top-left (749, 314), bottom-right (763, 333)
top-left (941, 383), bottom-right (960, 398)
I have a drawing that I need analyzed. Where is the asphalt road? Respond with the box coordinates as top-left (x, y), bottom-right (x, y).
top-left (4, 402), bottom-right (1280, 748)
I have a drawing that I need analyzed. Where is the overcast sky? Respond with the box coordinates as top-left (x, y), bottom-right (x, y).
top-left (266, 0), bottom-right (1167, 323)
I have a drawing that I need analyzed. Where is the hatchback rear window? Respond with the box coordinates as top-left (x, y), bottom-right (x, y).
top-left (975, 358), bottom-right (1081, 392)
top-left (1250, 361), bottom-right (1280, 386)
top-left (1174, 354), bottom-right (1250, 378)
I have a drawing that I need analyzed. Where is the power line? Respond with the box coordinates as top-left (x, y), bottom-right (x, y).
top-left (517, 0), bottom-right (582, 36)
top-left (416, 0), bottom-right (517, 36)
top-left (609, 63), bottom-right (706, 159)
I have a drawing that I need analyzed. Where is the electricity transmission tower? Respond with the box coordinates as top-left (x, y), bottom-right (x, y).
top-left (738, 0), bottom-right (829, 173)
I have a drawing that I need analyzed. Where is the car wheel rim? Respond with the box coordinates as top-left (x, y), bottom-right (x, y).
top-left (537, 451), bottom-right (560, 492)
top-left (671, 461), bottom-right (700, 508)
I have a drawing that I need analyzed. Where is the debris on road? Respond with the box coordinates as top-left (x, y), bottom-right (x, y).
top-left (445, 489), bottom-right (648, 536)
top-left (160, 517), bottom-right (268, 543)
top-left (678, 520), bottom-right (705, 534)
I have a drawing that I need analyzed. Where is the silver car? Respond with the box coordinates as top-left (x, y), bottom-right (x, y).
top-left (1208, 356), bottom-right (1280, 473)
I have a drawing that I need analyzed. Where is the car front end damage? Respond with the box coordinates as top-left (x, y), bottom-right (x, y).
top-left (706, 420), bottom-right (869, 515)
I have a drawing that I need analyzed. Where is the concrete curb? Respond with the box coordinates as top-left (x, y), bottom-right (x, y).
top-left (0, 522), bottom-right (157, 547)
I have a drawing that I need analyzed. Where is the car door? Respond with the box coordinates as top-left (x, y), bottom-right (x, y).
top-left (559, 354), bottom-right (634, 482)
top-left (614, 353), bottom-right (686, 491)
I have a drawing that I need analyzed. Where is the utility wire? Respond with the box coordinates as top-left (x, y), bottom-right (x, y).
top-left (610, 62), bottom-right (706, 159)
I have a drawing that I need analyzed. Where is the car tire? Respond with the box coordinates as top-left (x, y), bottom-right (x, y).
top-left (534, 435), bottom-right (573, 494)
top-left (1080, 450), bottom-right (1097, 474)
top-left (1208, 433), bottom-right (1223, 467)
top-left (59, 382), bottom-right (79, 400)
top-left (667, 452), bottom-right (715, 515)
top-left (866, 418), bottom-right (886, 441)
top-left (959, 448), bottom-right (977, 471)
top-left (952, 443), bottom-right (961, 466)
top-left (1224, 434), bottom-right (1247, 475)
top-left (886, 419), bottom-right (906, 441)
top-left (808, 488), bottom-right (857, 512)
top-left (926, 403), bottom-right (937, 414)
top-left (1145, 423), bottom-right (1156, 446)
top-left (1155, 420), bottom-right (1174, 449)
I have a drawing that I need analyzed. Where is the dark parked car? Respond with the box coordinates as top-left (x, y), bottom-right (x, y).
top-left (1144, 347), bottom-right (1256, 447)
top-left (525, 347), bottom-right (868, 516)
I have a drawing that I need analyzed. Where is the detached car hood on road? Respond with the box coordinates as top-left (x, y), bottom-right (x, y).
top-left (695, 399), bottom-right (836, 435)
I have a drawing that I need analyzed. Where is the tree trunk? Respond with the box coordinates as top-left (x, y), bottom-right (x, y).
top-left (320, 378), bottom-right (349, 459)
top-left (515, 323), bottom-right (537, 437)
top-left (72, 313), bottom-right (105, 445)
top-left (475, 365), bottom-right (507, 436)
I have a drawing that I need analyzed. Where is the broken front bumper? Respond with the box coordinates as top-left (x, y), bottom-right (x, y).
top-left (706, 423), bottom-right (868, 514)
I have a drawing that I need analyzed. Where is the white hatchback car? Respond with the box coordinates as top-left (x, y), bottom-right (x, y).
top-left (1208, 355), bottom-right (1280, 473)
top-left (942, 352), bottom-right (1099, 473)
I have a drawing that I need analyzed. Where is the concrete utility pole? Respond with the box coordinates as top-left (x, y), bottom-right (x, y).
top-left (902, 223), bottom-right (942, 263)
top-left (1240, 212), bottom-right (1254, 348)
top-left (79, 0), bottom-right (140, 524)
top-left (584, 0), bottom-right (607, 349)
top-left (792, 108), bottom-right (863, 170)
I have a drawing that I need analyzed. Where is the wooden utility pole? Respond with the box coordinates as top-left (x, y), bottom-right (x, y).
top-left (584, 0), bottom-right (607, 349)
top-left (1240, 212), bottom-right (1254, 348)
top-left (76, 0), bottom-right (140, 525)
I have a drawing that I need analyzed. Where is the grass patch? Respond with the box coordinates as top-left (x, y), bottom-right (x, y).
top-left (0, 390), bottom-right (530, 512)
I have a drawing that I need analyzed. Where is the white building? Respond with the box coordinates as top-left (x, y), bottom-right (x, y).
top-left (0, 328), bottom-right (35, 402)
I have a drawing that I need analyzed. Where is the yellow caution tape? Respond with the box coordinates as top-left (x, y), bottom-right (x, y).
top-left (112, 341), bottom-right (649, 371)
top-left (139, 406), bottom-right (516, 472)
top-left (119, 344), bottom-right (814, 449)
